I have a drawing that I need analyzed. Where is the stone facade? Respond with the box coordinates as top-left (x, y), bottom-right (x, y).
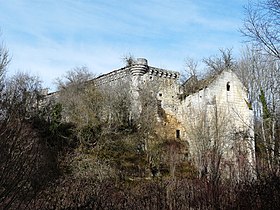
top-left (91, 58), bottom-right (255, 175)
top-left (47, 58), bottom-right (255, 177)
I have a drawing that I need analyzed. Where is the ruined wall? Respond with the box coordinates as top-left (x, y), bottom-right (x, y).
top-left (167, 70), bottom-right (255, 177)
top-left (92, 58), bottom-right (179, 90)
top-left (45, 58), bottom-right (255, 177)
top-left (175, 70), bottom-right (253, 130)
top-left (83, 60), bottom-right (254, 165)
top-left (91, 58), bottom-right (180, 120)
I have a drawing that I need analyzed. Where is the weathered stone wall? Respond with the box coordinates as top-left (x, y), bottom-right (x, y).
top-left (74, 59), bottom-right (255, 172)
top-left (165, 69), bottom-right (255, 177)
top-left (174, 70), bottom-right (253, 130)
top-left (92, 58), bottom-right (180, 119)
top-left (45, 58), bottom-right (255, 177)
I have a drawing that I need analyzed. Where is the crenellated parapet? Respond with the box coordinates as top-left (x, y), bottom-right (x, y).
top-left (43, 59), bottom-right (254, 180)
top-left (148, 67), bottom-right (179, 79)
top-left (89, 58), bottom-right (180, 88)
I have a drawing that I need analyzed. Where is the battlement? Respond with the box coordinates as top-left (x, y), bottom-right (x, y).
top-left (92, 58), bottom-right (179, 87)
top-left (148, 67), bottom-right (179, 79)
top-left (43, 59), bottom-right (254, 179)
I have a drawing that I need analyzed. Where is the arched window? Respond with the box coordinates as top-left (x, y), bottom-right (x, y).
top-left (226, 82), bottom-right (230, 91)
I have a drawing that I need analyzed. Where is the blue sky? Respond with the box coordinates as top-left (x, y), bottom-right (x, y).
top-left (0, 0), bottom-right (246, 91)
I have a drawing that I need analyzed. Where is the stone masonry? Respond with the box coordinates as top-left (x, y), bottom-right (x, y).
top-left (46, 58), bottom-right (255, 177)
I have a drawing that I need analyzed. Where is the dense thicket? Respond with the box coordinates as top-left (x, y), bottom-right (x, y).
top-left (0, 40), bottom-right (74, 209)
top-left (1, 53), bottom-right (280, 210)
top-left (1, 0), bottom-right (280, 206)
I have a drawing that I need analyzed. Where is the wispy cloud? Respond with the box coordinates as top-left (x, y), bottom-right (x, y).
top-left (0, 0), bottom-right (246, 90)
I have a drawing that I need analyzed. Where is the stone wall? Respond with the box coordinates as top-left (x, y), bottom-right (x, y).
top-left (167, 69), bottom-right (255, 177)
top-left (90, 58), bottom-right (180, 119)
top-left (45, 58), bottom-right (255, 177)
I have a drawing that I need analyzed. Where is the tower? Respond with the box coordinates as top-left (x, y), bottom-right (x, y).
top-left (130, 58), bottom-right (148, 119)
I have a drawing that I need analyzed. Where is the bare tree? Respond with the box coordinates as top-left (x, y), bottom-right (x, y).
top-left (0, 36), bottom-right (51, 209)
top-left (185, 101), bottom-right (245, 181)
top-left (56, 67), bottom-right (102, 148)
top-left (241, 0), bottom-right (280, 59)
top-left (0, 72), bottom-right (61, 209)
top-left (122, 53), bottom-right (136, 67)
top-left (180, 57), bottom-right (199, 83)
top-left (203, 48), bottom-right (236, 75)
top-left (56, 66), bottom-right (93, 88)
top-left (99, 80), bottom-right (132, 130)
top-left (236, 46), bottom-right (280, 176)
top-left (0, 36), bottom-right (10, 82)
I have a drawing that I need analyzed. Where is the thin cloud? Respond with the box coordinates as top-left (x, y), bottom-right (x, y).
top-left (0, 0), bottom-right (245, 91)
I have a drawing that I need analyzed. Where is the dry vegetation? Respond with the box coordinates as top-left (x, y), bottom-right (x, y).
top-left (1, 0), bottom-right (280, 209)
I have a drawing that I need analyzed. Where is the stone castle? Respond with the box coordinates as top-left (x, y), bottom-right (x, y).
top-left (48, 58), bottom-right (255, 177)
top-left (94, 58), bottom-right (255, 176)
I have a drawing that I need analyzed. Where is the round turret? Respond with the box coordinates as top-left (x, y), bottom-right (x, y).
top-left (130, 58), bottom-right (148, 76)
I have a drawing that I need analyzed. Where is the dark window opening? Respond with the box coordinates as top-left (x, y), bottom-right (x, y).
top-left (157, 100), bottom-right (163, 117)
top-left (157, 100), bottom-right (162, 108)
top-left (176, 130), bottom-right (180, 139)
top-left (159, 93), bottom-right (162, 97)
top-left (227, 82), bottom-right (230, 91)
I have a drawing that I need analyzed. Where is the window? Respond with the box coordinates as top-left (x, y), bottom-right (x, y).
top-left (176, 130), bottom-right (180, 139)
top-left (157, 100), bottom-right (162, 108)
top-left (157, 100), bottom-right (163, 117)
top-left (226, 82), bottom-right (230, 91)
